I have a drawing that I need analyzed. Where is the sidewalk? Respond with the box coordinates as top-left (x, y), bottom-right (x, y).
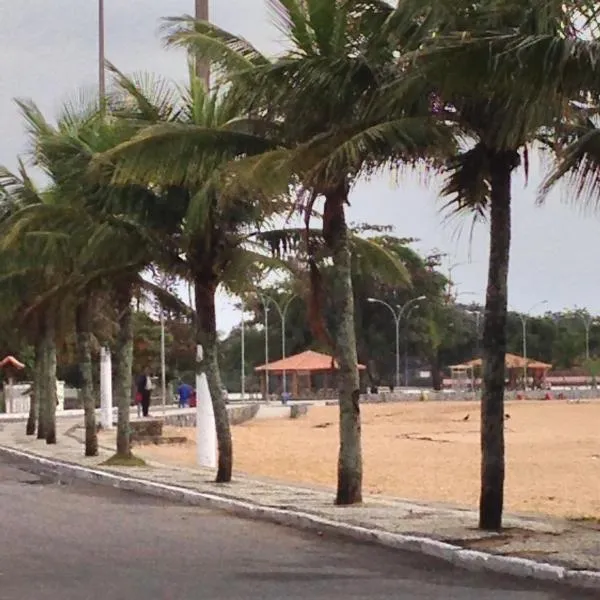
top-left (0, 417), bottom-right (599, 590)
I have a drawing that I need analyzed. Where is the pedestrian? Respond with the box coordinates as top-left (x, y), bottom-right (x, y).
top-left (135, 390), bottom-right (142, 418)
top-left (136, 369), bottom-right (153, 417)
top-left (177, 380), bottom-right (193, 408)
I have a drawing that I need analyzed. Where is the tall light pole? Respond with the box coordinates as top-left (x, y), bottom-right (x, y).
top-left (240, 303), bottom-right (246, 400)
top-left (159, 308), bottom-right (167, 415)
top-left (195, 0), bottom-right (210, 88)
top-left (403, 304), bottom-right (420, 386)
top-left (98, 0), bottom-right (106, 101)
top-left (261, 295), bottom-right (299, 396)
top-left (261, 301), bottom-right (270, 400)
top-left (367, 295), bottom-right (425, 388)
top-left (466, 309), bottom-right (482, 356)
top-left (574, 311), bottom-right (594, 362)
top-left (518, 300), bottom-right (548, 389)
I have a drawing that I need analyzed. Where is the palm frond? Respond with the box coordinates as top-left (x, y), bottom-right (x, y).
top-left (162, 15), bottom-right (270, 76)
top-left (440, 144), bottom-right (490, 219)
top-left (539, 123), bottom-right (600, 211)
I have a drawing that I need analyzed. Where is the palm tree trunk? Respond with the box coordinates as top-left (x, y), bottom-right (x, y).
top-left (26, 341), bottom-right (42, 436)
top-left (43, 313), bottom-right (58, 445)
top-left (36, 336), bottom-right (47, 440)
top-left (194, 276), bottom-right (232, 483)
top-left (479, 150), bottom-right (517, 531)
top-left (324, 185), bottom-right (362, 506)
top-left (76, 301), bottom-right (98, 457)
top-left (114, 287), bottom-right (134, 458)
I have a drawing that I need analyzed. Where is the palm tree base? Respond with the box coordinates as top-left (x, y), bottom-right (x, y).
top-left (102, 453), bottom-right (146, 467)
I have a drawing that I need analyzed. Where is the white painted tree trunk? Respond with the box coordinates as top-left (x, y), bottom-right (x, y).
top-left (100, 347), bottom-right (113, 430)
top-left (196, 345), bottom-right (216, 468)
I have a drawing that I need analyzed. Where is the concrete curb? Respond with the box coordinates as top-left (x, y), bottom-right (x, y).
top-left (1, 444), bottom-right (598, 592)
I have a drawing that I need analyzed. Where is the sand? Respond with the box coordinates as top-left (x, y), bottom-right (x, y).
top-left (135, 400), bottom-right (600, 519)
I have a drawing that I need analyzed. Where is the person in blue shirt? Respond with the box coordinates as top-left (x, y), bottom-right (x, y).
top-left (177, 381), bottom-right (194, 408)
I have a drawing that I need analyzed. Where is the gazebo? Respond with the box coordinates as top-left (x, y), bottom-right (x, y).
top-left (449, 353), bottom-right (552, 390)
top-left (255, 350), bottom-right (367, 398)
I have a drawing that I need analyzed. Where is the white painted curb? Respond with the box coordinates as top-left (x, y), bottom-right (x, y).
top-left (1, 444), bottom-right (598, 592)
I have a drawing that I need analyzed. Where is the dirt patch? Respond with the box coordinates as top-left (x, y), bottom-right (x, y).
top-left (134, 400), bottom-right (600, 518)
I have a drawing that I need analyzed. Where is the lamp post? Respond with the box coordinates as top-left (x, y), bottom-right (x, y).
top-left (264, 304), bottom-right (270, 399)
top-left (403, 304), bottom-right (420, 387)
top-left (447, 261), bottom-right (469, 299)
top-left (518, 300), bottom-right (548, 389)
top-left (240, 302), bottom-right (246, 400)
top-left (466, 309), bottom-right (482, 356)
top-left (575, 312), bottom-right (594, 362)
top-left (194, 0), bottom-right (210, 88)
top-left (159, 308), bottom-right (167, 416)
top-left (262, 294), bottom-right (299, 396)
top-left (367, 295), bottom-right (425, 388)
top-left (98, 0), bottom-right (105, 101)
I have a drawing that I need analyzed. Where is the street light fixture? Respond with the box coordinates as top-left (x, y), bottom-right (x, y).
top-left (261, 294), bottom-right (300, 396)
top-left (517, 300), bottom-right (548, 389)
top-left (367, 295), bottom-right (426, 388)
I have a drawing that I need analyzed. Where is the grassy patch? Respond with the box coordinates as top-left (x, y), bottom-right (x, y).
top-left (101, 454), bottom-right (148, 467)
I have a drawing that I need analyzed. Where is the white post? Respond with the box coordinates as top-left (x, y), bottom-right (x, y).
top-left (100, 347), bottom-right (113, 429)
top-left (160, 310), bottom-right (167, 416)
top-left (195, 344), bottom-right (217, 468)
top-left (5, 377), bottom-right (14, 414)
top-left (240, 304), bottom-right (245, 401)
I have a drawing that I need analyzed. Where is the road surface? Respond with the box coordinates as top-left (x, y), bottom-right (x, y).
top-left (0, 457), bottom-right (590, 599)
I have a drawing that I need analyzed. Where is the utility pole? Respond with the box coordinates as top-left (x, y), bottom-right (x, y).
top-left (195, 0), bottom-right (210, 88)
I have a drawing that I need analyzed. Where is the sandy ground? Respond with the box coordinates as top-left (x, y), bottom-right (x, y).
top-left (135, 400), bottom-right (600, 519)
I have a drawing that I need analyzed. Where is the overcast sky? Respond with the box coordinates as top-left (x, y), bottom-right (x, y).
top-left (1, 1), bottom-right (598, 334)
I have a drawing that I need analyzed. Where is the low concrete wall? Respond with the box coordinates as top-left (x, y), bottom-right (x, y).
top-left (164, 404), bottom-right (260, 428)
top-left (163, 403), bottom-right (308, 428)
top-left (357, 389), bottom-right (600, 404)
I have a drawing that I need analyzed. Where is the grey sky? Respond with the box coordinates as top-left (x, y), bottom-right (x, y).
top-left (1, 1), bottom-right (597, 335)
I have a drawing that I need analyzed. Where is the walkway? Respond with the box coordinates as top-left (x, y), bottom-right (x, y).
top-left (0, 417), bottom-right (599, 586)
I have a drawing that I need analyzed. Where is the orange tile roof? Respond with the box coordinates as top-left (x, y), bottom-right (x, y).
top-left (450, 353), bottom-right (551, 370)
top-left (255, 350), bottom-right (366, 372)
top-left (0, 355), bottom-right (25, 370)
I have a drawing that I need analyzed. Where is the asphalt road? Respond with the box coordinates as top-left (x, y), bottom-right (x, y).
top-left (0, 458), bottom-right (592, 600)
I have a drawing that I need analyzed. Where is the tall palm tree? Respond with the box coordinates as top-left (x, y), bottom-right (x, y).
top-left (14, 95), bottom-right (174, 460)
top-left (380, 0), bottom-right (600, 528)
top-left (0, 168), bottom-right (66, 444)
top-left (162, 0), bottom-right (453, 504)
top-left (97, 65), bottom-right (280, 481)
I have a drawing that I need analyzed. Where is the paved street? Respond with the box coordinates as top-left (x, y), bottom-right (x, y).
top-left (0, 458), bottom-right (591, 599)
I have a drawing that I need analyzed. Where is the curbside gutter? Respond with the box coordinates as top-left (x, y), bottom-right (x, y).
top-left (1, 444), bottom-right (598, 592)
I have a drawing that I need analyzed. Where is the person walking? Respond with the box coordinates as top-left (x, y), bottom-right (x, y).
top-left (137, 369), bottom-right (153, 417)
top-left (177, 380), bottom-right (194, 409)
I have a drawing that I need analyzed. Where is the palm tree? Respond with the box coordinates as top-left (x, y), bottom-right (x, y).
top-left (379, 0), bottom-right (600, 528)
top-left (97, 65), bottom-right (280, 481)
top-left (162, 0), bottom-right (453, 504)
top-left (13, 95), bottom-right (174, 460)
top-left (0, 168), bottom-right (64, 444)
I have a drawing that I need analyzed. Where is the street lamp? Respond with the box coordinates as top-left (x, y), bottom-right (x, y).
top-left (263, 303), bottom-right (270, 399)
top-left (367, 295), bottom-right (426, 388)
top-left (262, 294), bottom-right (300, 396)
top-left (98, 0), bottom-right (105, 101)
top-left (195, 0), bottom-right (210, 88)
top-left (574, 311), bottom-right (595, 362)
top-left (240, 302), bottom-right (246, 401)
top-left (465, 309), bottom-right (482, 356)
top-left (518, 300), bottom-right (548, 389)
